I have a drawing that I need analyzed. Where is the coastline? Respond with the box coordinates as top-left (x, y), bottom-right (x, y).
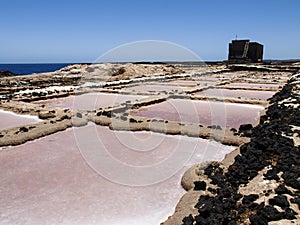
top-left (0, 63), bottom-right (73, 75)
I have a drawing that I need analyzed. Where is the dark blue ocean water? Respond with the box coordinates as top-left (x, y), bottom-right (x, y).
top-left (0, 63), bottom-right (72, 75)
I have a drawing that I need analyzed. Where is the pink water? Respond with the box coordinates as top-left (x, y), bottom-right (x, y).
top-left (194, 88), bottom-right (275, 100)
top-left (195, 77), bottom-right (228, 82)
top-left (168, 80), bottom-right (198, 86)
top-left (166, 80), bottom-right (216, 87)
top-left (36, 93), bottom-right (145, 110)
top-left (215, 72), bottom-right (248, 77)
top-left (0, 110), bottom-right (42, 131)
top-left (241, 78), bottom-right (287, 84)
top-left (124, 84), bottom-right (187, 92)
top-left (0, 125), bottom-right (235, 225)
top-left (222, 82), bottom-right (280, 89)
top-left (132, 99), bottom-right (264, 128)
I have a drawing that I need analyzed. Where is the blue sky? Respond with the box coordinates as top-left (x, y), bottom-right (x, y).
top-left (1, 0), bottom-right (299, 63)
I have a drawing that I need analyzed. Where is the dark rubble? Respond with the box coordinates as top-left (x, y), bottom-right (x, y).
top-left (182, 73), bottom-right (300, 224)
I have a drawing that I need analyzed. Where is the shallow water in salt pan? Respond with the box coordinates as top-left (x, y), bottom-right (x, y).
top-left (194, 88), bottom-right (275, 100)
top-left (164, 80), bottom-right (215, 87)
top-left (193, 76), bottom-right (231, 82)
top-left (166, 80), bottom-right (198, 86)
top-left (240, 78), bottom-right (288, 84)
top-left (0, 125), bottom-right (235, 225)
top-left (0, 110), bottom-right (42, 131)
top-left (36, 93), bottom-right (145, 110)
top-left (123, 84), bottom-right (187, 92)
top-left (132, 99), bottom-right (264, 128)
top-left (221, 82), bottom-right (281, 89)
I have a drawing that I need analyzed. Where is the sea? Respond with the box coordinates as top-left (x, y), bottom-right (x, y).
top-left (0, 63), bottom-right (72, 75)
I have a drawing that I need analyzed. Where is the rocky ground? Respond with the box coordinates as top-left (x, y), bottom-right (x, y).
top-left (0, 63), bottom-right (184, 99)
top-left (162, 73), bottom-right (300, 224)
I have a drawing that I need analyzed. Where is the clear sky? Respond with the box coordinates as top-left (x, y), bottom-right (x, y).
top-left (1, 0), bottom-right (299, 63)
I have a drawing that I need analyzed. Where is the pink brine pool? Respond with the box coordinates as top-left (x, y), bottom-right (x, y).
top-left (123, 84), bottom-right (187, 92)
top-left (35, 93), bottom-right (145, 110)
top-left (166, 80), bottom-right (198, 86)
top-left (222, 82), bottom-right (280, 89)
top-left (166, 80), bottom-right (216, 87)
top-left (0, 125), bottom-right (235, 225)
top-left (195, 88), bottom-right (275, 100)
top-left (132, 99), bottom-right (264, 128)
top-left (0, 110), bottom-right (42, 131)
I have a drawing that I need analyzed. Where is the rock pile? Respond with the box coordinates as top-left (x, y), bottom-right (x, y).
top-left (0, 70), bottom-right (15, 77)
top-left (108, 63), bottom-right (184, 81)
top-left (177, 73), bottom-right (300, 224)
